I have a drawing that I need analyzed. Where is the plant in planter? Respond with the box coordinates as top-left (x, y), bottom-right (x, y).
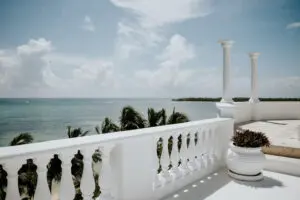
top-left (227, 129), bottom-right (270, 181)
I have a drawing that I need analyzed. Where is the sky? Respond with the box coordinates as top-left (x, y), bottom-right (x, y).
top-left (0, 0), bottom-right (299, 98)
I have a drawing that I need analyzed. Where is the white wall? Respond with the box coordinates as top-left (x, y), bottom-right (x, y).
top-left (254, 102), bottom-right (300, 121)
top-left (217, 101), bottom-right (300, 124)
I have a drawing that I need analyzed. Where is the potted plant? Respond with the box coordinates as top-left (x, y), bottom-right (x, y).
top-left (227, 129), bottom-right (270, 181)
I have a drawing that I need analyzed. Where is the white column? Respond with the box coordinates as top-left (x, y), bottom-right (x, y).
top-left (219, 40), bottom-right (234, 103)
top-left (249, 52), bottom-right (260, 103)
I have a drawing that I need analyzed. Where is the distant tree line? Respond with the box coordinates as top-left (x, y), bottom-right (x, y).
top-left (172, 97), bottom-right (300, 102)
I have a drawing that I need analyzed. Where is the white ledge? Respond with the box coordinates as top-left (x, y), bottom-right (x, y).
top-left (0, 118), bottom-right (232, 159)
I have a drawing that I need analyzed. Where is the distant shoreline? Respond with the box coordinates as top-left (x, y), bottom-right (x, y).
top-left (172, 97), bottom-right (300, 102)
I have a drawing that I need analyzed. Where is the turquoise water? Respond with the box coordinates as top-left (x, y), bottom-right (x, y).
top-left (0, 98), bottom-right (218, 147)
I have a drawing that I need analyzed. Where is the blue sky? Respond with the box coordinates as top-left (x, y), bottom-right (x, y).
top-left (0, 0), bottom-right (299, 98)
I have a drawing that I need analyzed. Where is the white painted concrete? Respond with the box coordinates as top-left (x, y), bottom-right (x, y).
top-left (0, 118), bottom-right (234, 200)
top-left (249, 52), bottom-right (260, 104)
top-left (265, 155), bottom-right (300, 177)
top-left (163, 169), bottom-right (300, 200)
top-left (217, 102), bottom-right (300, 124)
top-left (219, 40), bottom-right (234, 103)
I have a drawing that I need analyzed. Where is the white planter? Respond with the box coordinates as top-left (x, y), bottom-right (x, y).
top-left (227, 143), bottom-right (266, 180)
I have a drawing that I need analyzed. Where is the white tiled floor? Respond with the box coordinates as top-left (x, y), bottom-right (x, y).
top-left (164, 169), bottom-right (300, 200)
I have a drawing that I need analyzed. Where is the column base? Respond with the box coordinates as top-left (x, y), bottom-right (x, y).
top-left (249, 98), bottom-right (260, 104)
top-left (221, 98), bottom-right (234, 103)
top-left (216, 102), bottom-right (252, 124)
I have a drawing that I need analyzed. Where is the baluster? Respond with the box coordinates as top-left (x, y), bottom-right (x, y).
top-left (160, 135), bottom-right (171, 184)
top-left (3, 159), bottom-right (22, 200)
top-left (187, 131), bottom-right (197, 171)
top-left (59, 151), bottom-right (75, 200)
top-left (99, 144), bottom-right (115, 200)
top-left (170, 133), bottom-right (180, 179)
top-left (193, 131), bottom-right (200, 170)
top-left (81, 147), bottom-right (95, 199)
top-left (34, 155), bottom-right (52, 200)
top-left (195, 129), bottom-right (203, 170)
top-left (207, 128), bottom-right (213, 167)
top-left (179, 133), bottom-right (189, 175)
top-left (154, 137), bottom-right (162, 188)
top-left (210, 127), bottom-right (218, 165)
top-left (214, 126), bottom-right (222, 162)
top-left (202, 129), bottom-right (208, 168)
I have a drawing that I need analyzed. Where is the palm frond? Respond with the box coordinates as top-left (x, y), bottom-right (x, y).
top-left (148, 108), bottom-right (158, 127)
top-left (120, 106), bottom-right (146, 130)
top-left (147, 108), bottom-right (167, 127)
top-left (81, 130), bottom-right (89, 137)
top-left (158, 108), bottom-right (167, 125)
top-left (167, 107), bottom-right (189, 125)
top-left (10, 133), bottom-right (33, 146)
top-left (95, 126), bottom-right (101, 134)
top-left (101, 117), bottom-right (120, 133)
top-left (67, 126), bottom-right (89, 138)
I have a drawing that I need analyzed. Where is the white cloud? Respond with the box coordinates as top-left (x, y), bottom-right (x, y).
top-left (111, 0), bottom-right (212, 58)
top-left (135, 34), bottom-right (196, 88)
top-left (0, 38), bottom-right (53, 92)
top-left (115, 21), bottom-right (163, 58)
top-left (286, 22), bottom-right (300, 29)
top-left (0, 38), bottom-right (117, 97)
top-left (17, 38), bottom-right (53, 55)
top-left (81, 15), bottom-right (96, 32)
top-left (110, 0), bottom-right (212, 28)
top-left (159, 34), bottom-right (195, 65)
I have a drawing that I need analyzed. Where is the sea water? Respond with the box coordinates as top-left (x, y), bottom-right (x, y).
top-left (0, 98), bottom-right (218, 147)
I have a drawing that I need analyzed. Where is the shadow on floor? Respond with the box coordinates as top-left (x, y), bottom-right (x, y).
top-left (164, 171), bottom-right (231, 200)
top-left (233, 176), bottom-right (284, 188)
top-left (261, 121), bottom-right (287, 126)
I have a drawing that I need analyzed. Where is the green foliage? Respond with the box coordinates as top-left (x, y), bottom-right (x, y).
top-left (67, 126), bottom-right (89, 138)
top-left (167, 108), bottom-right (189, 124)
top-left (232, 129), bottom-right (271, 148)
top-left (97, 117), bottom-right (120, 134)
top-left (10, 133), bottom-right (34, 146)
top-left (147, 108), bottom-right (167, 127)
top-left (120, 106), bottom-right (147, 131)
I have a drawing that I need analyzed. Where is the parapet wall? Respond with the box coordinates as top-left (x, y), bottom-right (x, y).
top-left (217, 101), bottom-right (300, 123)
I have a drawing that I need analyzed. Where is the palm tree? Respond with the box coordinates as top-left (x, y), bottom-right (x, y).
top-left (96, 117), bottom-right (120, 134)
top-left (10, 133), bottom-right (34, 146)
top-left (67, 126), bottom-right (89, 138)
top-left (147, 108), bottom-right (167, 127)
top-left (167, 107), bottom-right (189, 124)
top-left (120, 106), bottom-right (146, 131)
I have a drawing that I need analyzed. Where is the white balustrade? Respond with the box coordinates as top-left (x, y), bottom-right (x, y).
top-left (81, 146), bottom-right (97, 199)
top-left (169, 133), bottom-right (180, 179)
top-left (154, 137), bottom-right (162, 189)
top-left (187, 131), bottom-right (197, 171)
top-left (60, 151), bottom-right (76, 200)
top-left (0, 118), bottom-right (233, 200)
top-left (34, 154), bottom-right (52, 200)
top-left (179, 133), bottom-right (189, 175)
top-left (99, 144), bottom-right (114, 200)
top-left (3, 159), bottom-right (22, 200)
top-left (160, 135), bottom-right (172, 184)
top-left (195, 129), bottom-right (204, 170)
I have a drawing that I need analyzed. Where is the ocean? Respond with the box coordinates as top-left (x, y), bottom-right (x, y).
top-left (0, 98), bottom-right (218, 147)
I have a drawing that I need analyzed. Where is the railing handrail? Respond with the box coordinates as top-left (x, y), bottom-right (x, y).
top-left (0, 118), bottom-right (232, 159)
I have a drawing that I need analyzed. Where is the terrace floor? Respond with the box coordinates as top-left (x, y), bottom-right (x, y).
top-left (164, 169), bottom-right (300, 200)
top-left (237, 120), bottom-right (300, 158)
